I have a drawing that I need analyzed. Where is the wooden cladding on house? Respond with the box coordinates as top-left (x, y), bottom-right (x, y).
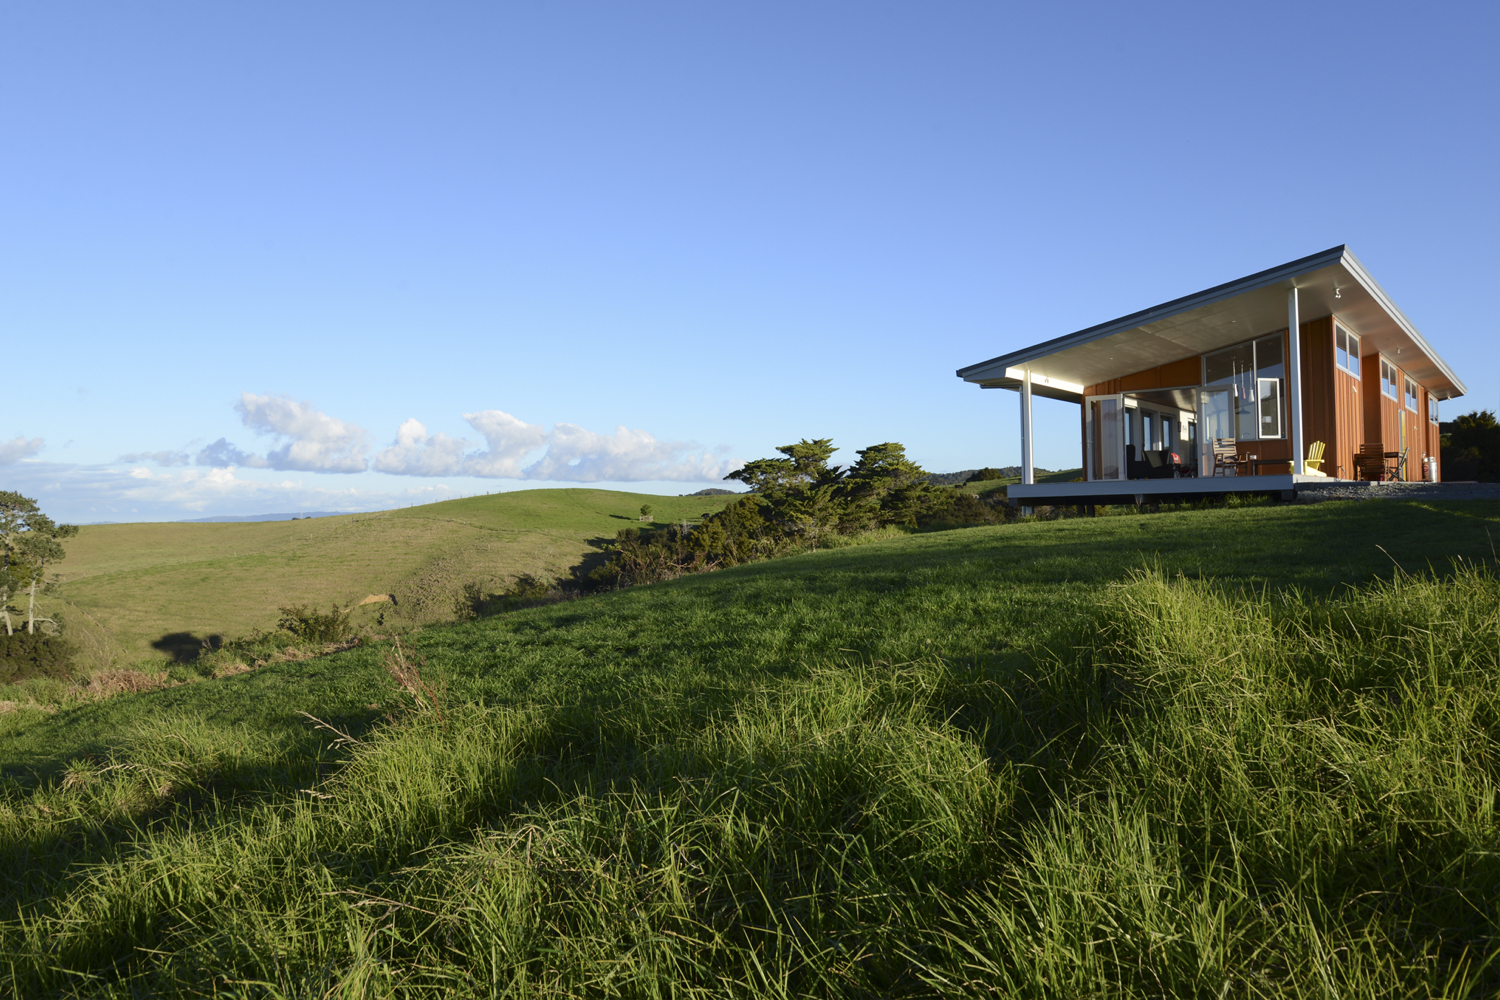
top-left (1083, 355), bottom-right (1202, 397)
top-left (1077, 316), bottom-right (1446, 481)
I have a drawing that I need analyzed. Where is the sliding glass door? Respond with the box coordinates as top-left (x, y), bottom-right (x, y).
top-left (1197, 387), bottom-right (1233, 474)
top-left (1085, 394), bottom-right (1124, 481)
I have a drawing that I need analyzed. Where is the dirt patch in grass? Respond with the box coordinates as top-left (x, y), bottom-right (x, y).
top-left (85, 669), bottom-right (173, 699)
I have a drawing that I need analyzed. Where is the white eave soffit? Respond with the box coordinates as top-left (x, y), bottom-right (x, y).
top-left (957, 246), bottom-right (1467, 400)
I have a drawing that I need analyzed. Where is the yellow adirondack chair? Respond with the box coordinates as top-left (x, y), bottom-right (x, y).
top-left (1287, 440), bottom-right (1327, 476)
top-left (1304, 440), bottom-right (1327, 476)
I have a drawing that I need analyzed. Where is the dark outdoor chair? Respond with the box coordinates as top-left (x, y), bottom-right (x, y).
top-left (1143, 449), bottom-right (1183, 479)
top-left (1157, 448), bottom-right (1186, 479)
top-left (1356, 443), bottom-right (1397, 482)
top-left (1126, 445), bottom-right (1150, 480)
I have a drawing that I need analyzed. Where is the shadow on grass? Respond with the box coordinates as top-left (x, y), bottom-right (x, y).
top-left (0, 701), bottom-right (392, 909)
top-left (150, 632), bottom-right (225, 664)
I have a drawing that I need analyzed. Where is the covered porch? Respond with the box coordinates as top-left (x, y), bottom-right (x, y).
top-left (956, 245), bottom-right (1467, 507)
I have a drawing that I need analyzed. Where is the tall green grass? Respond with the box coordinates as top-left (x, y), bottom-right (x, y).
top-left (3, 557), bottom-right (1495, 997)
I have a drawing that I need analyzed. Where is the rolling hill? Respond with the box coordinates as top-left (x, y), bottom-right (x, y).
top-left (49, 488), bottom-right (741, 667)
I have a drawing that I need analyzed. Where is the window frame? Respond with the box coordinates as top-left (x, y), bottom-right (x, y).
top-left (1404, 377), bottom-right (1419, 413)
top-left (1200, 332), bottom-right (1286, 441)
top-left (1428, 395), bottom-right (1440, 424)
top-left (1380, 359), bottom-right (1399, 400)
top-left (1334, 323), bottom-right (1361, 377)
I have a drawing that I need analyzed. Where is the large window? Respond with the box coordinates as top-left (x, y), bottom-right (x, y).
top-left (1335, 323), bottom-right (1361, 376)
top-left (1404, 377), bottom-right (1418, 412)
top-left (1429, 396), bottom-right (1440, 424)
top-left (1204, 333), bottom-right (1284, 440)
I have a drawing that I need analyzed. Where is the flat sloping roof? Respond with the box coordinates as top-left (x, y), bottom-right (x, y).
top-left (958, 246), bottom-right (1467, 403)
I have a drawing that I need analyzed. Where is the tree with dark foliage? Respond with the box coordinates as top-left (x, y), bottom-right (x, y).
top-left (1440, 410), bottom-right (1499, 483)
top-left (589, 438), bottom-right (996, 589)
top-left (0, 492), bottom-right (78, 635)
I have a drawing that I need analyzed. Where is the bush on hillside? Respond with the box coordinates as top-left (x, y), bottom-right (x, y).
top-left (276, 604), bottom-right (354, 644)
top-left (964, 467), bottom-right (1007, 483)
top-left (1440, 410), bottom-right (1500, 482)
top-left (0, 631), bottom-right (76, 683)
top-left (590, 438), bottom-right (1022, 588)
top-left (456, 575), bottom-right (573, 618)
top-left (920, 488), bottom-right (1013, 528)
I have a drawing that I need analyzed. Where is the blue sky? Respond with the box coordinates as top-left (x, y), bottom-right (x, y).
top-left (4, 2), bottom-right (1495, 521)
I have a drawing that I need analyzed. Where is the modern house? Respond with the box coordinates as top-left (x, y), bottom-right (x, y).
top-left (957, 246), bottom-right (1467, 507)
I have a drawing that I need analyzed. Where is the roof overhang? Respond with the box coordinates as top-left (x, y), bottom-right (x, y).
top-left (957, 246), bottom-right (1467, 403)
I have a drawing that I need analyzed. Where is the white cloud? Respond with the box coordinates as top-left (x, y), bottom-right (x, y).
top-left (0, 436), bottom-right (44, 464)
top-left (235, 393), bottom-right (369, 473)
top-left (371, 409), bottom-right (735, 482)
top-left (371, 419), bottom-right (468, 476)
top-left (523, 423), bottom-right (736, 482)
top-left (191, 394), bottom-right (370, 473)
top-left (197, 438), bottom-right (268, 468)
top-left (462, 410), bottom-right (549, 477)
top-left (102, 398), bottom-right (734, 511)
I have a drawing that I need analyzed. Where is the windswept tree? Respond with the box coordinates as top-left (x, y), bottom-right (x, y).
top-left (0, 492), bottom-right (78, 635)
top-left (724, 438), bottom-right (842, 493)
top-left (842, 442), bottom-right (950, 528)
top-left (596, 436), bottom-right (973, 588)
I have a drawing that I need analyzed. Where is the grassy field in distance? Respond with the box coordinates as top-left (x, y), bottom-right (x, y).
top-left (51, 488), bottom-right (741, 666)
top-left (3, 497), bottom-right (1497, 996)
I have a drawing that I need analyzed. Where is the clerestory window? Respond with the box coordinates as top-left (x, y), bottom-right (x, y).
top-left (1380, 359), bottom-right (1399, 400)
top-left (1334, 323), bottom-right (1361, 377)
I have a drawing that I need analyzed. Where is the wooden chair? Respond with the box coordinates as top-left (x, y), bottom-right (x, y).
top-left (1210, 438), bottom-right (1242, 477)
top-left (1355, 443), bottom-right (1397, 482)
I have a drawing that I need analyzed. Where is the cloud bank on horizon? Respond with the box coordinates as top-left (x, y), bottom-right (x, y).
top-left (1, 393), bottom-right (742, 521)
top-left (108, 393), bottom-right (735, 483)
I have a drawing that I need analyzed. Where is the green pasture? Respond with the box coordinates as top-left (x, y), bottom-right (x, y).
top-left (2, 497), bottom-right (1498, 996)
top-left (49, 488), bottom-right (740, 667)
top-left (954, 466), bottom-right (1080, 496)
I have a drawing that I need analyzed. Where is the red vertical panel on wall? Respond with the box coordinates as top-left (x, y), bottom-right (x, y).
top-left (1298, 319), bottom-right (1336, 471)
top-left (1333, 365), bottom-right (1362, 480)
top-left (1360, 354), bottom-right (1383, 461)
top-left (1384, 364), bottom-right (1404, 475)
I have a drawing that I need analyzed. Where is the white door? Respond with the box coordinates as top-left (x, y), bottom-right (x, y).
top-left (1085, 394), bottom-right (1125, 481)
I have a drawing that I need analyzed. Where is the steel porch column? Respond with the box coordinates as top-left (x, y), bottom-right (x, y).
top-left (1288, 287), bottom-right (1304, 475)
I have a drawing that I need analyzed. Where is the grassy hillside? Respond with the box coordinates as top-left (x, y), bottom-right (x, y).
top-left (2, 497), bottom-right (1498, 996)
top-left (49, 488), bottom-right (740, 667)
